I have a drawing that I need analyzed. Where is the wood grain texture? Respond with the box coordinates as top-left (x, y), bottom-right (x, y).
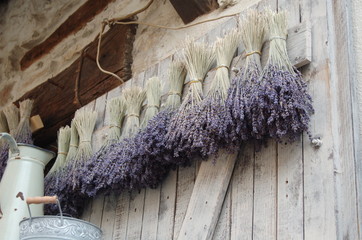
top-left (113, 193), bottom-right (130, 240)
top-left (301, 0), bottom-right (337, 239)
top-left (326, 0), bottom-right (359, 238)
top-left (141, 187), bottom-right (161, 240)
top-left (157, 170), bottom-right (177, 240)
top-left (101, 193), bottom-right (118, 240)
top-left (276, 2), bottom-right (304, 240)
top-left (230, 144), bottom-right (254, 240)
top-left (253, 141), bottom-right (277, 240)
top-left (177, 149), bottom-right (237, 240)
top-left (173, 163), bottom-right (196, 239)
top-left (126, 190), bottom-right (146, 240)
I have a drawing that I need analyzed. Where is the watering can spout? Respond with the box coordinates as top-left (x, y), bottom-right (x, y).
top-left (0, 132), bottom-right (19, 156)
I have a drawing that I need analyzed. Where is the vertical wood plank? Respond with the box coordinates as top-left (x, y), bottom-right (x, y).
top-left (89, 196), bottom-right (105, 227)
top-left (81, 200), bottom-right (92, 222)
top-left (157, 170), bottom-right (177, 240)
top-left (230, 144), bottom-right (254, 240)
top-left (141, 187), bottom-right (161, 240)
top-left (301, 0), bottom-right (337, 239)
top-left (326, 0), bottom-right (359, 238)
top-left (101, 193), bottom-right (118, 240)
top-left (276, 1), bottom-right (304, 240)
top-left (126, 190), bottom-right (146, 240)
top-left (253, 141), bottom-right (277, 240)
top-left (113, 193), bottom-right (131, 240)
top-left (277, 140), bottom-right (304, 240)
top-left (173, 163), bottom-right (196, 239)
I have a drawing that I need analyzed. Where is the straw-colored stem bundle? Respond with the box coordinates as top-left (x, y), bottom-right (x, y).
top-left (65, 120), bottom-right (79, 164)
top-left (141, 77), bottom-right (162, 128)
top-left (13, 99), bottom-right (34, 144)
top-left (164, 61), bottom-right (186, 109)
top-left (122, 87), bottom-right (146, 138)
top-left (71, 108), bottom-right (97, 187)
top-left (209, 28), bottom-right (240, 101)
top-left (106, 96), bottom-right (126, 142)
top-left (181, 39), bottom-right (215, 108)
top-left (3, 104), bottom-right (19, 136)
top-left (48, 126), bottom-right (71, 175)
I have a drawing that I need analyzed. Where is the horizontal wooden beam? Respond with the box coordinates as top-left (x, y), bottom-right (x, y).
top-left (169, 0), bottom-right (219, 24)
top-left (20, 0), bottom-right (115, 70)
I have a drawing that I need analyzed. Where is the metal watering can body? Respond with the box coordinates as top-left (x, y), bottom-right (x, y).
top-left (0, 133), bottom-right (55, 240)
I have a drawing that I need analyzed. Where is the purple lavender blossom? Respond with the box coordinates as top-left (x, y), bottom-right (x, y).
top-left (249, 65), bottom-right (313, 142)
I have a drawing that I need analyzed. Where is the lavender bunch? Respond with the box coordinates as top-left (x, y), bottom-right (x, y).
top-left (80, 96), bottom-right (125, 195)
top-left (45, 109), bottom-right (97, 217)
top-left (82, 87), bottom-right (145, 196)
top-left (165, 40), bottom-right (215, 165)
top-left (225, 10), bottom-right (266, 144)
top-left (183, 29), bottom-right (241, 158)
top-left (249, 11), bottom-right (313, 141)
top-left (0, 104), bottom-right (19, 180)
top-left (86, 62), bottom-right (185, 196)
top-left (44, 126), bottom-right (71, 209)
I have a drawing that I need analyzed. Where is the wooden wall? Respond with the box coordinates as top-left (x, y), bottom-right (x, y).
top-left (79, 0), bottom-right (360, 239)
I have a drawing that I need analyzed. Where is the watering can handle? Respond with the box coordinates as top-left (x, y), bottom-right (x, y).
top-left (26, 195), bottom-right (64, 225)
top-left (0, 133), bottom-right (19, 155)
top-left (26, 196), bottom-right (58, 205)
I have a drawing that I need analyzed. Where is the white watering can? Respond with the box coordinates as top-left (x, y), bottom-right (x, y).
top-left (0, 133), bottom-right (55, 240)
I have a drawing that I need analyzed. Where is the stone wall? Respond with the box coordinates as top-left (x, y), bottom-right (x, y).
top-left (0, 0), bottom-right (257, 107)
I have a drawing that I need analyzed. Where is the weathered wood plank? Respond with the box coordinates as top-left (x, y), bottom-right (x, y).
top-left (141, 187), bottom-right (161, 240)
top-left (157, 170), bottom-right (177, 240)
top-left (230, 144), bottom-right (254, 240)
top-left (253, 141), bottom-right (277, 240)
top-left (113, 193), bottom-right (130, 240)
top-left (326, 0), bottom-right (359, 238)
top-left (212, 184), bottom-right (231, 240)
top-left (177, 149), bottom-right (237, 240)
top-left (349, 0), bottom-right (362, 236)
top-left (126, 190), bottom-right (146, 240)
top-left (277, 140), bottom-right (304, 240)
top-left (301, 0), bottom-right (337, 238)
top-left (276, 1), bottom-right (304, 240)
top-left (101, 193), bottom-right (118, 240)
top-left (173, 163), bottom-right (196, 239)
top-left (89, 196), bottom-right (105, 228)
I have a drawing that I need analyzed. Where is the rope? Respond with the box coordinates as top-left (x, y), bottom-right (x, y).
top-left (146, 104), bottom-right (159, 109)
top-left (109, 124), bottom-right (121, 129)
top-left (125, 114), bottom-right (140, 118)
top-left (96, 0), bottom-right (155, 83)
top-left (168, 92), bottom-right (182, 97)
top-left (188, 79), bottom-right (203, 85)
top-left (245, 50), bottom-right (262, 57)
top-left (214, 65), bottom-right (230, 71)
top-left (113, 13), bottom-right (240, 30)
